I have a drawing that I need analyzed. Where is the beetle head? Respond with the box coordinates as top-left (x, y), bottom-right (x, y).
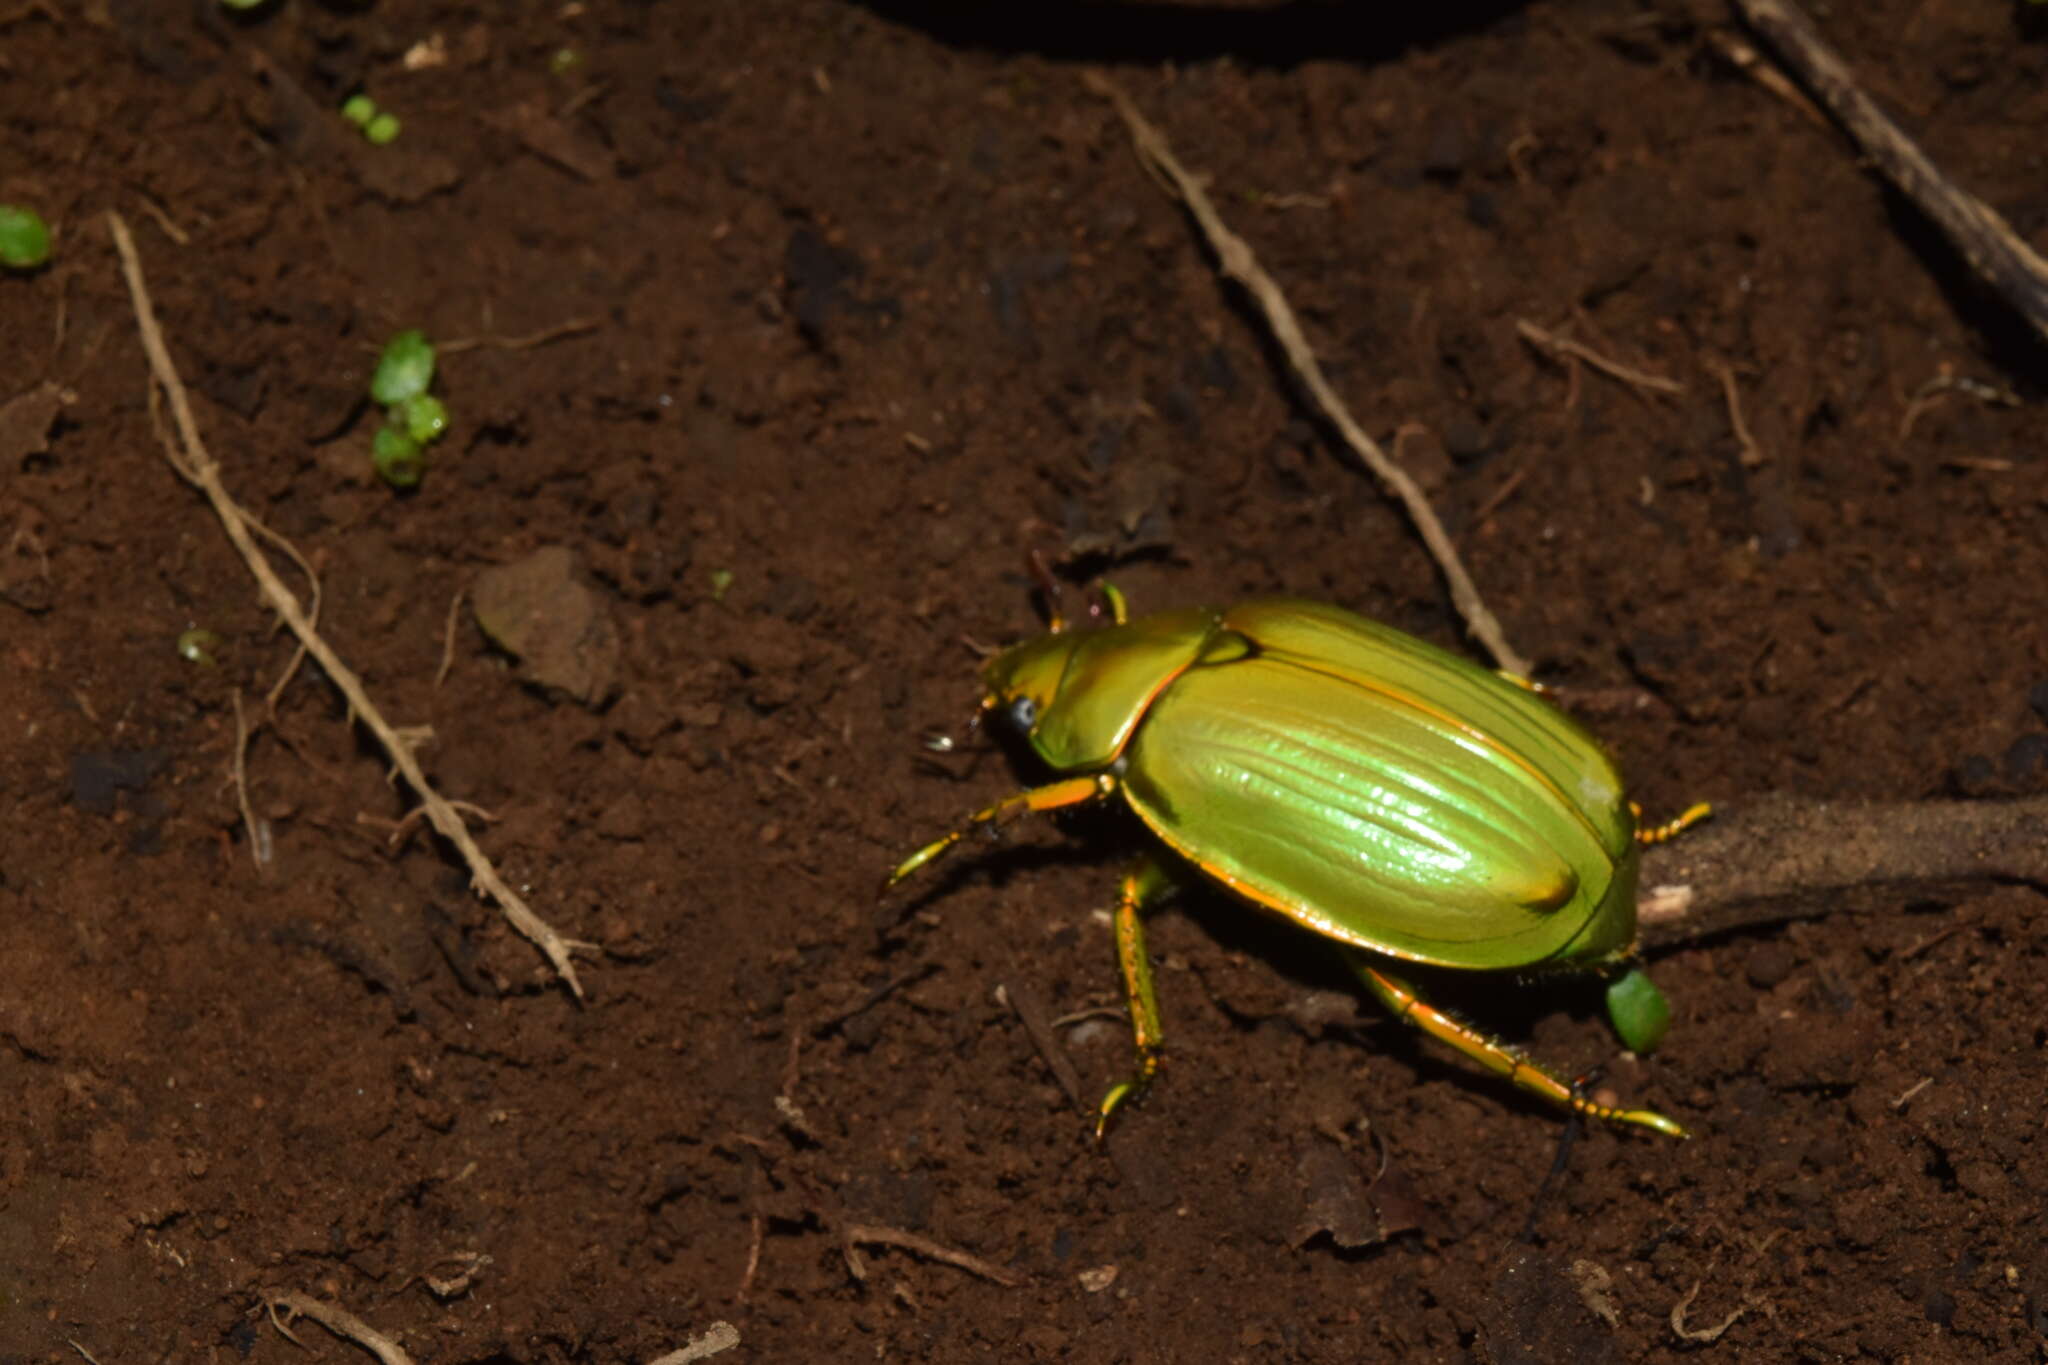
top-left (977, 631), bottom-right (1080, 741)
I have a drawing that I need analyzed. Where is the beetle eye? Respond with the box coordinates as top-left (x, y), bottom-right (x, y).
top-left (1005, 696), bottom-right (1039, 733)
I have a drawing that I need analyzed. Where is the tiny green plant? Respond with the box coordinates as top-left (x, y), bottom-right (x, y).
top-left (371, 426), bottom-right (427, 489)
top-left (397, 393), bottom-right (447, 445)
top-left (0, 205), bottom-right (51, 271)
top-left (370, 329), bottom-right (435, 405)
top-left (367, 330), bottom-right (448, 488)
top-left (176, 628), bottom-right (223, 667)
top-left (340, 94), bottom-right (401, 145)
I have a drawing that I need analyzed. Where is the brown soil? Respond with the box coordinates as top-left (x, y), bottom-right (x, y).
top-left (5, 2), bottom-right (2048, 1361)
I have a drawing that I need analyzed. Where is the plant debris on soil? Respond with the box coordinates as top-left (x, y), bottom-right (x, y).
top-left (6, 2), bottom-right (2048, 1362)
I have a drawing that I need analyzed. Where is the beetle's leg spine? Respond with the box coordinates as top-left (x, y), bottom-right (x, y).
top-left (1096, 856), bottom-right (1173, 1140)
top-left (1354, 959), bottom-right (1689, 1139)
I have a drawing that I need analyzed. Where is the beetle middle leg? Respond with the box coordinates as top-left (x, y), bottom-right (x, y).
top-left (1095, 854), bottom-right (1175, 1139)
top-left (882, 774), bottom-right (1118, 893)
top-left (1348, 953), bottom-right (1688, 1139)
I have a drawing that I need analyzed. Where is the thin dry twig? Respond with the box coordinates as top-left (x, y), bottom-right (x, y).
top-left (230, 690), bottom-right (266, 875)
top-left (435, 586), bottom-right (464, 688)
top-left (148, 364), bottom-right (325, 709)
top-left (244, 509), bottom-right (324, 707)
top-left (1708, 28), bottom-right (1829, 130)
top-left (1711, 358), bottom-right (1767, 468)
top-left (1735, 0), bottom-right (2048, 346)
top-left (643, 1322), bottom-right (741, 1365)
top-left (810, 961), bottom-right (938, 1036)
top-left (267, 1291), bottom-right (416, 1365)
top-left (737, 1205), bottom-right (766, 1302)
top-left (108, 211), bottom-right (592, 997)
top-left (1086, 71), bottom-right (1530, 678)
top-left (1516, 318), bottom-right (1685, 396)
top-left (1669, 1279), bottom-right (1749, 1344)
top-left (843, 1222), bottom-right (1027, 1287)
top-left (1471, 463), bottom-right (1532, 526)
top-left (1637, 792), bottom-right (2048, 950)
top-left (1890, 1076), bottom-right (1934, 1110)
top-left (439, 317), bottom-right (601, 354)
top-left (1898, 370), bottom-right (2020, 442)
top-left (358, 798), bottom-right (499, 849)
top-left (1000, 977), bottom-right (1086, 1113)
top-left (131, 192), bottom-right (190, 246)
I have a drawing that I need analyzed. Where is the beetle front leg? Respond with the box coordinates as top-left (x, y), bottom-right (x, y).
top-left (1096, 855), bottom-right (1175, 1139)
top-left (881, 774), bottom-right (1117, 894)
top-left (1349, 954), bottom-right (1689, 1139)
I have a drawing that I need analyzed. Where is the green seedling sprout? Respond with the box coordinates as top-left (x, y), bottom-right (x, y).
top-left (339, 94), bottom-right (400, 145)
top-left (370, 329), bottom-right (436, 404)
top-left (372, 327), bottom-right (436, 403)
top-left (396, 393), bottom-right (448, 445)
top-left (367, 330), bottom-right (448, 489)
top-left (372, 426), bottom-right (427, 489)
top-left (176, 628), bottom-right (223, 667)
top-left (709, 569), bottom-right (735, 601)
top-left (0, 205), bottom-right (51, 271)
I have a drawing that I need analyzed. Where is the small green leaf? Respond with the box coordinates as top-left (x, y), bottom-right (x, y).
top-left (1605, 966), bottom-right (1672, 1055)
top-left (372, 424), bottom-right (427, 489)
top-left (364, 111), bottom-right (402, 146)
top-left (341, 94), bottom-right (378, 128)
top-left (397, 393), bottom-right (448, 445)
top-left (370, 330), bottom-right (436, 406)
top-left (0, 205), bottom-right (51, 271)
top-left (709, 569), bottom-right (735, 601)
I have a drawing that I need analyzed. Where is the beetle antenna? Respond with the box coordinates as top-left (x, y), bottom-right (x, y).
top-left (1024, 546), bottom-right (1068, 633)
top-left (1089, 580), bottom-right (1131, 626)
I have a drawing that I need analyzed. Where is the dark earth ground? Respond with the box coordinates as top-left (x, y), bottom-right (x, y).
top-left (6, 1), bottom-right (2048, 1361)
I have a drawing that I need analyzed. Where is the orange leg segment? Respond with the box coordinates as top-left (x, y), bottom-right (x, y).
top-left (1352, 955), bottom-right (1688, 1139)
top-left (881, 774), bottom-right (1115, 894)
top-left (1095, 856), bottom-right (1173, 1139)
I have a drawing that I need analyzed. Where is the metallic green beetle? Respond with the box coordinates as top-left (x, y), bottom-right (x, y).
top-left (886, 591), bottom-right (1706, 1139)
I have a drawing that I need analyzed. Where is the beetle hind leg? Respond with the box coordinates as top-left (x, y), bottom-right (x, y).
top-left (1349, 954), bottom-right (1688, 1139)
top-left (1634, 801), bottom-right (1712, 846)
top-left (1095, 855), bottom-right (1175, 1140)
